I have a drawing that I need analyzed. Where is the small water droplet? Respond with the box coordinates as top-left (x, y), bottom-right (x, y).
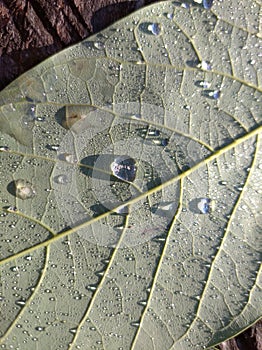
top-left (16, 300), bottom-right (26, 307)
top-left (166, 13), bottom-right (174, 19)
top-left (147, 23), bottom-right (162, 36)
top-left (203, 0), bottom-right (214, 9)
top-left (58, 153), bottom-right (77, 163)
top-left (181, 3), bottom-right (190, 9)
top-left (131, 321), bottom-right (140, 327)
top-left (24, 255), bottom-right (32, 261)
top-left (219, 181), bottom-right (227, 186)
top-left (199, 81), bottom-right (211, 88)
top-left (35, 326), bottom-right (45, 332)
top-left (94, 41), bottom-right (105, 50)
top-left (47, 144), bottom-right (60, 151)
top-left (111, 156), bottom-right (137, 182)
top-left (14, 179), bottom-right (36, 200)
top-left (0, 146), bottom-right (9, 152)
top-left (161, 138), bottom-right (169, 147)
top-left (6, 206), bottom-right (18, 212)
top-left (69, 328), bottom-right (77, 334)
top-left (147, 129), bottom-right (160, 137)
top-left (86, 285), bottom-right (97, 291)
top-left (54, 174), bottom-right (69, 184)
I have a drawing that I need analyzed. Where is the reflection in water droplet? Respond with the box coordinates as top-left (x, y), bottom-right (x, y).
top-left (147, 23), bottom-right (162, 36)
top-left (35, 326), bottom-right (45, 332)
top-left (111, 156), bottom-right (137, 182)
top-left (14, 179), bottom-right (36, 200)
top-left (197, 198), bottom-right (212, 214)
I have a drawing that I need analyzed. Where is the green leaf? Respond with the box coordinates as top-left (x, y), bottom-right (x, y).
top-left (0, 1), bottom-right (261, 349)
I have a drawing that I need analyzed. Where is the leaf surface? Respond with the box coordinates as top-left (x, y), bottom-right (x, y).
top-left (0, 1), bottom-right (261, 349)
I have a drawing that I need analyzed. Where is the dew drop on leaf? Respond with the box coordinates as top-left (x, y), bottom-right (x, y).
top-left (111, 156), bottom-right (137, 182)
top-left (15, 300), bottom-right (26, 307)
top-left (54, 174), bottom-right (69, 184)
top-left (197, 198), bottom-right (213, 214)
top-left (0, 146), bottom-right (9, 152)
top-left (200, 60), bottom-right (212, 70)
top-left (203, 0), bottom-right (214, 10)
top-left (147, 23), bottom-right (162, 35)
top-left (94, 41), bottom-right (105, 50)
top-left (199, 81), bottom-right (211, 88)
top-left (14, 179), bottom-right (36, 200)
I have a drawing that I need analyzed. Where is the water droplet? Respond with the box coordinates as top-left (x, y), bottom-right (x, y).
top-left (58, 153), bottom-right (77, 163)
top-left (54, 174), bottom-right (69, 184)
top-left (199, 81), bottom-right (211, 88)
top-left (111, 156), bottom-right (137, 182)
top-left (35, 326), bottom-right (45, 332)
top-left (14, 179), bottom-right (36, 200)
top-left (219, 181), bottom-right (227, 186)
top-left (181, 3), bottom-right (190, 9)
top-left (166, 13), bottom-right (174, 19)
top-left (147, 23), bottom-right (162, 36)
top-left (161, 138), bottom-right (169, 147)
top-left (86, 285), bottom-right (97, 291)
top-left (212, 90), bottom-right (220, 100)
top-left (94, 41), bottom-right (105, 50)
top-left (197, 198), bottom-right (213, 214)
top-left (147, 129), bottom-right (160, 137)
top-left (203, 0), bottom-right (214, 9)
top-left (199, 61), bottom-right (212, 70)
top-left (15, 300), bottom-right (26, 307)
top-left (0, 146), bottom-right (9, 152)
top-left (47, 144), bottom-right (60, 151)
top-left (69, 328), bottom-right (77, 334)
top-left (131, 321), bottom-right (140, 327)
top-left (6, 206), bottom-right (18, 212)
top-left (24, 255), bottom-right (32, 261)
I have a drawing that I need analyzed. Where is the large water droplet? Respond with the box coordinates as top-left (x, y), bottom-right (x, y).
top-left (147, 23), bottom-right (162, 36)
top-left (197, 198), bottom-right (213, 214)
top-left (14, 179), bottom-right (36, 200)
top-left (111, 156), bottom-right (137, 182)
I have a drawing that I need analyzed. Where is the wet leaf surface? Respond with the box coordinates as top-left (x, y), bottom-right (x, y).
top-left (0, 1), bottom-right (261, 349)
